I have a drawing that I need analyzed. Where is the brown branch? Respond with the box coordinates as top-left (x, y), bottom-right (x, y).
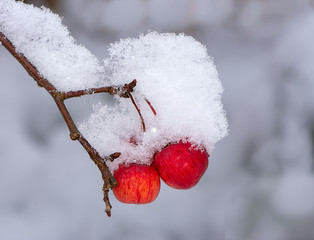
top-left (0, 32), bottom-right (55, 92)
top-left (0, 31), bottom-right (126, 217)
top-left (60, 79), bottom-right (137, 100)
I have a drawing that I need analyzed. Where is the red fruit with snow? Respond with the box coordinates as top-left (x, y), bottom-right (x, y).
top-left (113, 164), bottom-right (160, 204)
top-left (154, 141), bottom-right (209, 189)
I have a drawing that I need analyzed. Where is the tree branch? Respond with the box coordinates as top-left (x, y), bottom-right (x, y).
top-left (0, 31), bottom-right (138, 217)
top-left (60, 79), bottom-right (137, 100)
top-left (0, 32), bottom-right (56, 92)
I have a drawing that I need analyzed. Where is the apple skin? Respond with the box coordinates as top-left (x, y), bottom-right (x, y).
top-left (113, 164), bottom-right (160, 204)
top-left (153, 141), bottom-right (209, 189)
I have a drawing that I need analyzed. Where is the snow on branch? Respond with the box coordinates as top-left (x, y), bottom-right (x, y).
top-left (0, 0), bottom-right (104, 91)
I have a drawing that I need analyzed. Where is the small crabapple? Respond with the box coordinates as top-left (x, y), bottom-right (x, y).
top-left (153, 141), bottom-right (209, 189)
top-left (113, 164), bottom-right (160, 204)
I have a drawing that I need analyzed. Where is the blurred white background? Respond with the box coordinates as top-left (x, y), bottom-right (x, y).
top-left (1, 0), bottom-right (314, 239)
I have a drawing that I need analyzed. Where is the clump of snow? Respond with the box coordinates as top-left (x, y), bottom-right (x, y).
top-left (0, 0), bottom-right (104, 91)
top-left (80, 32), bottom-right (228, 172)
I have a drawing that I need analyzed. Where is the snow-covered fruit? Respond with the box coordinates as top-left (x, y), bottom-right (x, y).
top-left (153, 141), bottom-right (209, 189)
top-left (113, 164), bottom-right (160, 204)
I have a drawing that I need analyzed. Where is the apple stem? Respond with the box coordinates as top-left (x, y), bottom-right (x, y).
top-left (145, 98), bottom-right (157, 116)
top-left (128, 92), bottom-right (146, 132)
top-left (126, 93), bottom-right (157, 133)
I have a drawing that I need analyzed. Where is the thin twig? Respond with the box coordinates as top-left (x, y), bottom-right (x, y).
top-left (60, 79), bottom-right (137, 100)
top-left (128, 93), bottom-right (146, 132)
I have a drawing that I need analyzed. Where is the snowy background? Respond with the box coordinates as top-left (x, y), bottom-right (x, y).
top-left (1, 0), bottom-right (314, 240)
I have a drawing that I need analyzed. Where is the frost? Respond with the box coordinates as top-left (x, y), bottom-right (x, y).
top-left (0, 0), bottom-right (104, 91)
top-left (80, 32), bottom-right (228, 172)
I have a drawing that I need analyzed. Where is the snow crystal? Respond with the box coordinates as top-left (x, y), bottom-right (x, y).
top-left (0, 0), bottom-right (104, 91)
top-left (80, 32), bottom-right (228, 172)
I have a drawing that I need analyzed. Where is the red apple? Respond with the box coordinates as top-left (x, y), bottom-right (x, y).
top-left (153, 141), bottom-right (209, 189)
top-left (113, 164), bottom-right (160, 204)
